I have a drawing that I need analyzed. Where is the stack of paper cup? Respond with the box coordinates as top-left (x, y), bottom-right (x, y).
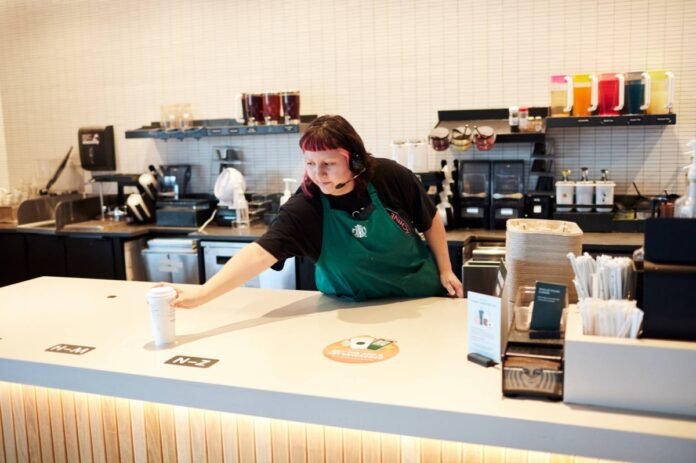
top-left (405, 138), bottom-right (429, 173)
top-left (147, 286), bottom-right (177, 347)
top-left (389, 140), bottom-right (407, 166)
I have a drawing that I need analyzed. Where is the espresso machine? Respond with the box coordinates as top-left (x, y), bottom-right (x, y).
top-left (91, 173), bottom-right (151, 222)
top-left (490, 161), bottom-right (525, 229)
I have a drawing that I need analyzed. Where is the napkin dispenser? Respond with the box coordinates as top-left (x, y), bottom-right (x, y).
top-left (78, 125), bottom-right (116, 171)
top-left (502, 329), bottom-right (564, 400)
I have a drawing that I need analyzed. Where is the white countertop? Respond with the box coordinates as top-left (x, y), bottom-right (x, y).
top-left (0, 277), bottom-right (694, 462)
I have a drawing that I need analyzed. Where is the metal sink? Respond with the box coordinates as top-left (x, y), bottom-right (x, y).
top-left (63, 220), bottom-right (127, 233)
top-left (16, 219), bottom-right (58, 234)
top-left (17, 195), bottom-right (101, 232)
top-left (63, 224), bottom-right (105, 232)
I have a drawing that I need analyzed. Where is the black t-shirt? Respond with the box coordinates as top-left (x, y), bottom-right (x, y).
top-left (256, 157), bottom-right (437, 263)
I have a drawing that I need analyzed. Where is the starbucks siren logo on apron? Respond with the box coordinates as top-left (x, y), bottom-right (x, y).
top-left (352, 224), bottom-right (367, 238)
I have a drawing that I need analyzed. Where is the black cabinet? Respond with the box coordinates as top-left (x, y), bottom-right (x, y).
top-left (295, 256), bottom-right (317, 291)
top-left (447, 243), bottom-right (463, 279)
top-left (25, 234), bottom-right (67, 278)
top-left (21, 233), bottom-right (124, 282)
top-left (65, 236), bottom-right (117, 280)
top-left (0, 232), bottom-right (28, 287)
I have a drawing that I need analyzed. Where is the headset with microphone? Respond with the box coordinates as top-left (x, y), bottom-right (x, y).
top-left (335, 152), bottom-right (366, 189)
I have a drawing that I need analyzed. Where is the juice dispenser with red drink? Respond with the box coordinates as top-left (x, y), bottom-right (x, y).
top-left (597, 73), bottom-right (625, 116)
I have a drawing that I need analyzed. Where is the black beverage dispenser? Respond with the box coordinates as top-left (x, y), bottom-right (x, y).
top-left (490, 160), bottom-right (525, 229)
top-left (78, 126), bottom-right (116, 171)
top-left (457, 161), bottom-right (491, 229)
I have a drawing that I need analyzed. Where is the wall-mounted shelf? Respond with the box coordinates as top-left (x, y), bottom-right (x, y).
top-left (437, 108), bottom-right (549, 144)
top-left (125, 116), bottom-right (317, 141)
top-left (545, 113), bottom-right (676, 128)
top-left (438, 109), bottom-right (677, 139)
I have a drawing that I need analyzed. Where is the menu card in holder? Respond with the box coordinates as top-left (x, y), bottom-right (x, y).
top-left (529, 281), bottom-right (567, 338)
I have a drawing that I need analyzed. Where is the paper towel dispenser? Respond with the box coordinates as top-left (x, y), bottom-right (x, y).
top-left (78, 125), bottom-right (116, 171)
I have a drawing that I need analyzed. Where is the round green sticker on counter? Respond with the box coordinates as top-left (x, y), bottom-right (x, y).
top-left (323, 335), bottom-right (399, 364)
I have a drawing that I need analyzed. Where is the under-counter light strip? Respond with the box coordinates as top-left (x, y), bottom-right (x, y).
top-left (0, 381), bottom-right (618, 463)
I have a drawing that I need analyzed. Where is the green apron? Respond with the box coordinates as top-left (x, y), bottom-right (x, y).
top-left (315, 183), bottom-right (444, 301)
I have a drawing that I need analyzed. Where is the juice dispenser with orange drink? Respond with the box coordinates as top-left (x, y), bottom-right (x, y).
top-left (572, 74), bottom-right (598, 117)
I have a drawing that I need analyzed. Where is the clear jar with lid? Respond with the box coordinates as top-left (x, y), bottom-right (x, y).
top-left (533, 116), bottom-right (543, 133)
top-left (508, 106), bottom-right (519, 132)
top-left (518, 107), bottom-right (530, 132)
top-left (428, 127), bottom-right (450, 152)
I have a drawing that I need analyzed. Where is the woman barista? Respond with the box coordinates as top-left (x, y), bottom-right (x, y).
top-left (170, 115), bottom-right (462, 307)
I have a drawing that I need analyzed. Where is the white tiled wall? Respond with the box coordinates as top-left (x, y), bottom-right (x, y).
top-left (0, 0), bottom-right (694, 196)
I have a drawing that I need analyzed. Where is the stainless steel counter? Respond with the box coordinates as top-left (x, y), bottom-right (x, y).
top-left (1, 219), bottom-right (646, 249)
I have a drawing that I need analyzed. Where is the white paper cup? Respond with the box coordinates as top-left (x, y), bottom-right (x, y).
top-left (514, 304), bottom-right (532, 331)
top-left (147, 287), bottom-right (176, 347)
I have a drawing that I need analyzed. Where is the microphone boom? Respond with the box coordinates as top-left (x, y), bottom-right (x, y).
top-left (335, 168), bottom-right (366, 189)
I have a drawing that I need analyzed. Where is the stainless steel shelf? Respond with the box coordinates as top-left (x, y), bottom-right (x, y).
top-left (545, 113), bottom-right (676, 128)
top-left (125, 118), bottom-right (314, 141)
top-left (437, 108), bottom-right (548, 143)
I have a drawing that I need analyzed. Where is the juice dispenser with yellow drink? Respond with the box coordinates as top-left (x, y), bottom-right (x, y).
top-left (643, 70), bottom-right (675, 115)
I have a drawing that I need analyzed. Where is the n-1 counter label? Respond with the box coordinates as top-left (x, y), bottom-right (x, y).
top-left (165, 355), bottom-right (219, 369)
top-left (46, 344), bottom-right (95, 355)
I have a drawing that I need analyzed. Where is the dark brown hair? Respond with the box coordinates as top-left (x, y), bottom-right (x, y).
top-left (299, 115), bottom-right (374, 197)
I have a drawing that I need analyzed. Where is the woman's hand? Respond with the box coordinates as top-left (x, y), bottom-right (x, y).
top-left (151, 243), bottom-right (278, 309)
top-left (170, 285), bottom-right (210, 309)
top-left (440, 270), bottom-right (464, 298)
top-left (153, 283), bottom-right (208, 309)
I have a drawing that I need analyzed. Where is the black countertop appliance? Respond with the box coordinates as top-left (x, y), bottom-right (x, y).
top-left (457, 161), bottom-right (491, 229)
top-left (525, 191), bottom-right (555, 219)
top-left (640, 218), bottom-right (696, 342)
top-left (159, 164), bottom-right (192, 199)
top-left (490, 160), bottom-right (525, 229)
top-left (78, 126), bottom-right (116, 171)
